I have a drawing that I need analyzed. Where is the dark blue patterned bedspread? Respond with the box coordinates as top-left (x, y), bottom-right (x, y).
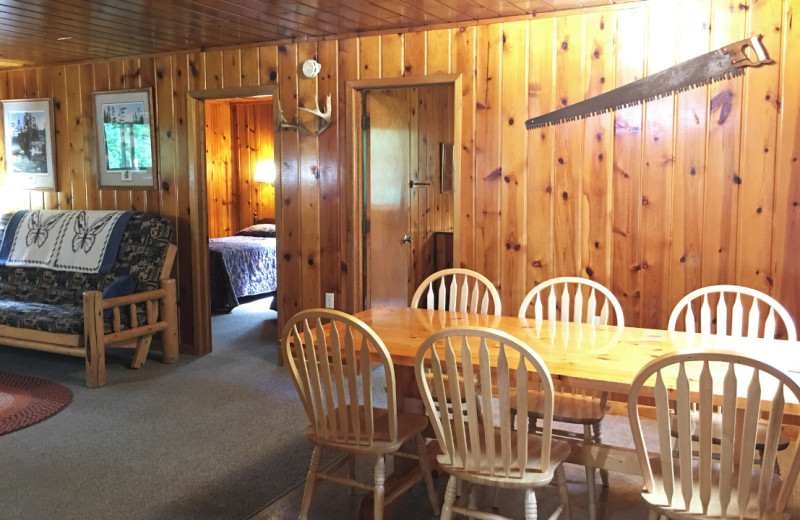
top-left (209, 236), bottom-right (277, 311)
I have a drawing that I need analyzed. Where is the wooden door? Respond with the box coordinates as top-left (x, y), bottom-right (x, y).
top-left (366, 88), bottom-right (413, 307)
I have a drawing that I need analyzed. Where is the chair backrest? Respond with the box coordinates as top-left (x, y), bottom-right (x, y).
top-left (282, 309), bottom-right (398, 447)
top-left (628, 350), bottom-right (800, 518)
top-left (411, 268), bottom-right (501, 316)
top-left (415, 326), bottom-right (556, 478)
top-left (668, 285), bottom-right (797, 341)
top-left (518, 276), bottom-right (624, 328)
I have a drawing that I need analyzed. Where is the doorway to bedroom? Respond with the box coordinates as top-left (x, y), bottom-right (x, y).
top-left (187, 85), bottom-right (280, 356)
top-left (205, 96), bottom-right (278, 316)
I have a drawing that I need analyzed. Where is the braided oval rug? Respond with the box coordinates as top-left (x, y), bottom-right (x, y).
top-left (0, 371), bottom-right (72, 435)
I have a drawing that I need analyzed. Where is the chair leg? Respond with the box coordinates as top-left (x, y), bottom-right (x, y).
top-left (415, 433), bottom-right (441, 515)
top-left (584, 426), bottom-right (597, 520)
top-left (524, 488), bottom-right (538, 520)
top-left (299, 445), bottom-right (322, 520)
top-left (441, 475), bottom-right (458, 520)
top-left (555, 464), bottom-right (571, 520)
top-left (373, 455), bottom-right (385, 520)
top-left (648, 509), bottom-right (660, 520)
top-left (592, 422), bottom-right (610, 488)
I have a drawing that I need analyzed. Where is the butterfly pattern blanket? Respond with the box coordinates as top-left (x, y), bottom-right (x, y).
top-left (0, 210), bottom-right (133, 273)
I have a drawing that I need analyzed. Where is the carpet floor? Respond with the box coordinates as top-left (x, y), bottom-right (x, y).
top-left (0, 297), bottom-right (318, 520)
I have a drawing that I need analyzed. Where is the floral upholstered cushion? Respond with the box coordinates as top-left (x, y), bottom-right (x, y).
top-left (0, 211), bottom-right (174, 334)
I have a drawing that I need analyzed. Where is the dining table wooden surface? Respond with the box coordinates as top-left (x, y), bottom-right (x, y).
top-left (348, 305), bottom-right (800, 519)
top-left (355, 305), bottom-right (800, 408)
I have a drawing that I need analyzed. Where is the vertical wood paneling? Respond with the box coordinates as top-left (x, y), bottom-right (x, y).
top-left (51, 66), bottom-right (71, 210)
top-left (65, 64), bottom-right (87, 210)
top-left (527, 18), bottom-right (556, 287)
top-left (427, 29), bottom-right (451, 74)
top-left (611, 9), bottom-right (645, 326)
top-left (337, 37), bottom-right (359, 311)
top-left (381, 33), bottom-right (404, 78)
top-left (172, 52), bottom-right (194, 347)
top-left (474, 23), bottom-right (503, 290)
top-left (670, 1), bottom-right (710, 309)
top-left (404, 31), bottom-right (426, 76)
top-left (454, 26), bottom-right (476, 270)
top-left (554, 15), bottom-right (584, 277)
top-left (703, 1), bottom-right (744, 288)
top-left (500, 20), bottom-right (528, 314)
top-left (773, 0), bottom-right (800, 327)
top-left (581, 12), bottom-right (614, 287)
top-left (317, 39), bottom-right (340, 299)
top-left (297, 41), bottom-right (321, 309)
top-left (640, 5), bottom-right (676, 329)
top-left (241, 47), bottom-right (259, 87)
top-left (278, 43), bottom-right (302, 315)
top-left (736, 0), bottom-right (781, 293)
top-left (3, 0), bottom-right (800, 352)
top-left (359, 36), bottom-right (381, 80)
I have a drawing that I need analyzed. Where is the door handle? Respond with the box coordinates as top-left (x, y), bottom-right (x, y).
top-left (403, 235), bottom-right (413, 244)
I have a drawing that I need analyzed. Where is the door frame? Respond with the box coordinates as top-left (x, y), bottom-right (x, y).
top-left (345, 74), bottom-right (462, 313)
top-left (187, 85), bottom-right (280, 355)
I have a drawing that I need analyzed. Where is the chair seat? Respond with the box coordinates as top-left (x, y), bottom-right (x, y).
top-left (437, 427), bottom-right (571, 489)
top-left (306, 406), bottom-right (429, 454)
top-left (512, 388), bottom-right (607, 425)
top-left (643, 457), bottom-right (784, 519)
top-left (670, 411), bottom-right (791, 451)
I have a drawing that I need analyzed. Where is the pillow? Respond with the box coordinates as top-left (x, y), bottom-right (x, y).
top-left (235, 223), bottom-right (276, 238)
top-left (102, 275), bottom-right (136, 319)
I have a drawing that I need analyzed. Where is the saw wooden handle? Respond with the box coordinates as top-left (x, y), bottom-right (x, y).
top-left (721, 34), bottom-right (773, 68)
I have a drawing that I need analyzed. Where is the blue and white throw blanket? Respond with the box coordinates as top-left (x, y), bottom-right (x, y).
top-left (0, 210), bottom-right (133, 273)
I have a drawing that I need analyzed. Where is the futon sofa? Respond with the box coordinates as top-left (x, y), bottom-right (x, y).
top-left (0, 210), bottom-right (179, 387)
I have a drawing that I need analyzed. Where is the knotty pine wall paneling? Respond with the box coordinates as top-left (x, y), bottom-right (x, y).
top-left (1, 0), bottom-right (799, 354)
top-left (640, 5), bottom-right (676, 330)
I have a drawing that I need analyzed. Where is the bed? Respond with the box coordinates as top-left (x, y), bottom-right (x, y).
top-left (209, 221), bottom-right (277, 312)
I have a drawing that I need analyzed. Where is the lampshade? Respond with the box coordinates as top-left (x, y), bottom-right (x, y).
top-left (254, 160), bottom-right (276, 184)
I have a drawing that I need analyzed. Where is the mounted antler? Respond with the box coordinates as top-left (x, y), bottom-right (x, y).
top-left (298, 94), bottom-right (332, 136)
top-left (276, 98), bottom-right (308, 136)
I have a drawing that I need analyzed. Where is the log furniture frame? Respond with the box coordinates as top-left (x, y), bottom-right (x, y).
top-left (0, 244), bottom-right (178, 388)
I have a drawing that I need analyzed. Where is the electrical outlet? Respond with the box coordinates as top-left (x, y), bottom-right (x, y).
top-left (592, 316), bottom-right (601, 325)
top-left (325, 292), bottom-right (334, 309)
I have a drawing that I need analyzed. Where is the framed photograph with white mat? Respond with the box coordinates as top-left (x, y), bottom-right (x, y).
top-left (2, 98), bottom-right (57, 191)
top-left (93, 88), bottom-right (158, 189)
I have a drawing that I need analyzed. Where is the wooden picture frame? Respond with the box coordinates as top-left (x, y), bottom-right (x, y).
top-left (440, 142), bottom-right (454, 193)
top-left (2, 98), bottom-right (57, 191)
top-left (93, 88), bottom-right (158, 189)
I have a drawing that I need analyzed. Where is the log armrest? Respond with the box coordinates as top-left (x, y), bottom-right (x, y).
top-left (83, 278), bottom-right (178, 387)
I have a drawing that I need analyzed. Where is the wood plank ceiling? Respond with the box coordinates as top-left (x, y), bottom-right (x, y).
top-left (0, 0), bottom-right (644, 68)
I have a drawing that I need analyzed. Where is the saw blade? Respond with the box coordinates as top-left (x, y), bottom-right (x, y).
top-left (525, 35), bottom-right (770, 130)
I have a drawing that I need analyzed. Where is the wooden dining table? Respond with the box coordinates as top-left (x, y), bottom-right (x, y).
top-left (351, 305), bottom-right (800, 519)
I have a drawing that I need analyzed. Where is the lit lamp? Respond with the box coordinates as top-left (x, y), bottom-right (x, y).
top-left (254, 160), bottom-right (276, 184)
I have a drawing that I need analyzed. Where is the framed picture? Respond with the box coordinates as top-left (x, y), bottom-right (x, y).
top-left (440, 142), bottom-right (454, 193)
top-left (93, 88), bottom-right (157, 189)
top-left (2, 98), bottom-right (57, 191)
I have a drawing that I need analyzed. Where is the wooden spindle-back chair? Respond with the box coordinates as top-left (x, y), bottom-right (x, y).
top-left (668, 285), bottom-right (796, 341)
top-left (517, 276), bottom-right (625, 519)
top-left (628, 350), bottom-right (800, 519)
top-left (668, 285), bottom-right (796, 470)
top-left (415, 326), bottom-right (571, 520)
top-left (411, 268), bottom-right (502, 316)
top-left (282, 309), bottom-right (439, 520)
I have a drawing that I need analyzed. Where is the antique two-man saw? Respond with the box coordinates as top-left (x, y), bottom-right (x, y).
top-left (525, 35), bottom-right (773, 129)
